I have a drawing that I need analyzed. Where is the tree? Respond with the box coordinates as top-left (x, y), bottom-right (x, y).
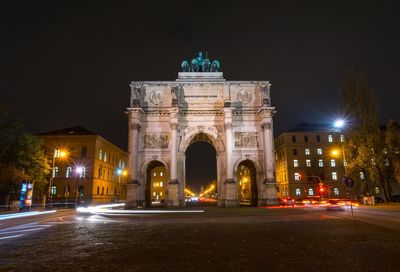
top-left (0, 105), bottom-right (50, 203)
top-left (340, 70), bottom-right (392, 201)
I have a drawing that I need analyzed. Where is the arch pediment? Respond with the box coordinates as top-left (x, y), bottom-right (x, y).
top-left (179, 126), bottom-right (224, 153)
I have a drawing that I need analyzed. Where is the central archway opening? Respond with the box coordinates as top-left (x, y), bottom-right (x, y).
top-left (185, 133), bottom-right (217, 206)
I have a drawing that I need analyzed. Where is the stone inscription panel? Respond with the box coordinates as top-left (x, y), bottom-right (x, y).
top-left (234, 132), bottom-right (258, 148)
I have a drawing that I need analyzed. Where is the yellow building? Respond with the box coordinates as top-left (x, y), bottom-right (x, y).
top-left (275, 123), bottom-right (359, 200)
top-left (38, 126), bottom-right (128, 204)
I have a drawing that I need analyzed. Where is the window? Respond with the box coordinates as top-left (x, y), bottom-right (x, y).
top-left (66, 166), bottom-right (72, 178)
top-left (334, 188), bottom-right (339, 196)
top-left (99, 149), bottom-right (103, 160)
top-left (316, 135), bottom-right (321, 142)
top-left (318, 159), bottom-right (323, 167)
top-left (340, 135), bottom-right (345, 142)
top-left (330, 159), bottom-right (336, 167)
top-left (360, 172), bottom-right (365, 180)
top-left (305, 149), bottom-right (310, 155)
top-left (160, 181), bottom-right (163, 187)
top-left (293, 160), bottom-right (299, 167)
top-left (52, 166), bottom-right (59, 178)
top-left (102, 187), bottom-right (104, 195)
top-left (295, 189), bottom-right (301, 196)
top-left (97, 186), bottom-right (100, 195)
top-left (294, 172), bottom-right (300, 181)
top-left (385, 159), bottom-right (389, 166)
top-left (54, 149), bottom-right (60, 158)
top-left (328, 135), bottom-right (333, 143)
top-left (292, 135), bottom-right (296, 143)
top-left (375, 187), bottom-right (380, 194)
top-left (293, 149), bottom-right (298, 155)
top-left (332, 172), bottom-right (337, 180)
top-left (160, 172), bottom-right (163, 177)
top-left (106, 188), bottom-right (109, 195)
top-left (304, 135), bottom-right (308, 143)
top-left (104, 151), bottom-right (107, 162)
top-left (308, 188), bottom-right (314, 196)
top-left (317, 148), bottom-right (323, 155)
top-left (81, 146), bottom-right (87, 158)
top-left (306, 159), bottom-right (311, 167)
top-left (153, 172), bottom-right (157, 177)
top-left (78, 167), bottom-right (86, 178)
top-left (51, 186), bottom-right (57, 195)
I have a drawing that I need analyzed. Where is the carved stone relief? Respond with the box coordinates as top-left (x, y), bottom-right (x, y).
top-left (234, 132), bottom-right (258, 148)
top-left (149, 90), bottom-right (163, 105)
top-left (144, 134), bottom-right (169, 148)
top-left (237, 89), bottom-right (252, 104)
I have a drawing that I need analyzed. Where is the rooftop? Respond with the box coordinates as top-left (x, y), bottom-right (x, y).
top-left (37, 126), bottom-right (96, 136)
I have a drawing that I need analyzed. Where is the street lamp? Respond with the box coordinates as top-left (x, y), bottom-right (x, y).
top-left (48, 148), bottom-right (68, 205)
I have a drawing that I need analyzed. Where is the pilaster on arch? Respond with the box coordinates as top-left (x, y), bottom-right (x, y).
top-left (178, 126), bottom-right (225, 154)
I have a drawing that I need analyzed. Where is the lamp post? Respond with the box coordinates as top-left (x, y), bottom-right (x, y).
top-left (74, 166), bottom-right (84, 207)
top-left (48, 148), bottom-right (67, 206)
top-left (116, 168), bottom-right (128, 202)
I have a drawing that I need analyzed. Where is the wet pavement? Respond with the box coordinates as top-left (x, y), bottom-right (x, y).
top-left (0, 206), bottom-right (399, 272)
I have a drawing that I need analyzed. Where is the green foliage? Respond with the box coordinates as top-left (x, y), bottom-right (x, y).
top-left (341, 70), bottom-right (398, 201)
top-left (0, 105), bottom-right (50, 196)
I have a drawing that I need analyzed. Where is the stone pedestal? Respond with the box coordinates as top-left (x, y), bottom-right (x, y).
top-left (125, 182), bottom-right (143, 208)
top-left (264, 180), bottom-right (279, 205)
top-left (224, 181), bottom-right (238, 207)
top-left (167, 182), bottom-right (179, 207)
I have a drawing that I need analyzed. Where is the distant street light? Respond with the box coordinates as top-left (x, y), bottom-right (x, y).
top-left (48, 148), bottom-right (68, 205)
top-left (334, 119), bottom-right (345, 129)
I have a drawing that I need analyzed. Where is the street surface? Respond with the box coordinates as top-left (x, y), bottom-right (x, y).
top-left (0, 205), bottom-right (399, 272)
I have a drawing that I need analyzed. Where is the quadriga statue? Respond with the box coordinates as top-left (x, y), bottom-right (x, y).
top-left (180, 52), bottom-right (220, 72)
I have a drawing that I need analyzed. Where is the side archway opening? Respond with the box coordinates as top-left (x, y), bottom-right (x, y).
top-left (237, 160), bottom-right (258, 206)
top-left (145, 160), bottom-right (168, 207)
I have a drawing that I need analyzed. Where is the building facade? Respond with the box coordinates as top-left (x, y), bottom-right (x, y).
top-left (275, 123), bottom-right (360, 200)
top-left (126, 53), bottom-right (278, 207)
top-left (38, 126), bottom-right (128, 204)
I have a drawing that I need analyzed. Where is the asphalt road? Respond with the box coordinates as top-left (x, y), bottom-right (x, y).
top-left (0, 205), bottom-right (399, 272)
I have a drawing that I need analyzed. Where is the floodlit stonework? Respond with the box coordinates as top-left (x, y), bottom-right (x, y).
top-left (126, 70), bottom-right (278, 207)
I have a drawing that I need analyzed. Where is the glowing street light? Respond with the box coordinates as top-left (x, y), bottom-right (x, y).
top-left (331, 148), bottom-right (340, 157)
top-left (334, 119), bottom-right (346, 129)
top-left (48, 148), bottom-right (68, 204)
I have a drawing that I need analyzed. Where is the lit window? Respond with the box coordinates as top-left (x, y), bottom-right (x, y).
top-left (99, 149), bottom-right (103, 160)
top-left (332, 172), bottom-right (337, 180)
top-left (66, 166), bottom-right (72, 178)
top-left (51, 186), bottom-right (57, 195)
top-left (385, 159), bottom-right (389, 166)
top-left (153, 182), bottom-right (159, 187)
top-left (153, 192), bottom-right (156, 196)
top-left (328, 135), bottom-right (333, 142)
top-left (334, 188), bottom-right (339, 195)
top-left (305, 149), bottom-right (310, 155)
top-left (306, 160), bottom-right (311, 167)
top-left (330, 159), bottom-right (336, 167)
top-left (294, 172), bottom-right (300, 181)
top-left (293, 160), bottom-right (299, 167)
top-left (295, 189), bottom-right (301, 196)
top-left (122, 161), bottom-right (125, 169)
top-left (360, 172), bottom-right (365, 180)
top-left (395, 148), bottom-right (399, 154)
top-left (160, 172), bottom-right (163, 177)
top-left (160, 192), bottom-right (163, 196)
top-left (153, 172), bottom-right (157, 177)
top-left (383, 148), bottom-right (387, 154)
top-left (160, 181), bottom-right (163, 187)
top-left (375, 187), bottom-right (380, 194)
top-left (104, 151), bottom-right (107, 162)
top-left (340, 135), bottom-right (345, 142)
top-left (308, 188), bottom-right (314, 196)
top-left (317, 148), bottom-right (323, 155)
top-left (54, 149), bottom-right (60, 158)
top-left (318, 159), bottom-right (323, 167)
top-left (53, 166), bottom-right (59, 178)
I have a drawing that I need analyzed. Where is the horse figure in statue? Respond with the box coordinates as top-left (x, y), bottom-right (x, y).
top-left (180, 52), bottom-right (220, 72)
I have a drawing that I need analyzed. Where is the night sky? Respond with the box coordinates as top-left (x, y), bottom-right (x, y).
top-left (2, 2), bottom-right (399, 152)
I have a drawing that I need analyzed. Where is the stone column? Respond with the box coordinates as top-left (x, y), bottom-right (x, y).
top-left (167, 109), bottom-right (180, 207)
top-left (223, 105), bottom-right (238, 207)
top-left (262, 116), bottom-right (279, 205)
top-left (126, 109), bottom-right (143, 208)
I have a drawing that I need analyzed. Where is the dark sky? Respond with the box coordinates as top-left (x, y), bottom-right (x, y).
top-left (1, 0), bottom-right (399, 151)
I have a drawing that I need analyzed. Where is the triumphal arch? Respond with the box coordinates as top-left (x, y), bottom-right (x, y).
top-left (126, 53), bottom-right (278, 207)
